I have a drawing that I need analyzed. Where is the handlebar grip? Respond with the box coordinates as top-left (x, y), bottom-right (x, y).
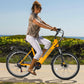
top-left (55, 28), bottom-right (63, 39)
top-left (57, 28), bottom-right (61, 31)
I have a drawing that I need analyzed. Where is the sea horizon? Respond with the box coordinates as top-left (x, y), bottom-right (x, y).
top-left (0, 35), bottom-right (84, 40)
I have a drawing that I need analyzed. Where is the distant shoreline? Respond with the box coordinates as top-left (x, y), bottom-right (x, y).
top-left (0, 35), bottom-right (84, 40)
top-left (64, 36), bottom-right (84, 40)
top-left (0, 35), bottom-right (11, 37)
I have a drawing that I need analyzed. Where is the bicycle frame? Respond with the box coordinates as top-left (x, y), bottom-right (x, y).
top-left (19, 30), bottom-right (64, 66)
top-left (19, 47), bottom-right (35, 66)
top-left (19, 39), bottom-right (59, 66)
top-left (39, 39), bottom-right (59, 64)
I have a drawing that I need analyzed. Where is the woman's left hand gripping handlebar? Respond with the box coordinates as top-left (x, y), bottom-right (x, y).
top-left (50, 27), bottom-right (57, 31)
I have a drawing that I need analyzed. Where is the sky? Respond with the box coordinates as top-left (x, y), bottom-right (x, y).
top-left (0, 0), bottom-right (84, 36)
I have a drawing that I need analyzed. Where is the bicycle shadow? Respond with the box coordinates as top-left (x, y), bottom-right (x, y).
top-left (0, 77), bottom-right (77, 84)
top-left (0, 77), bottom-right (42, 83)
top-left (45, 79), bottom-right (77, 84)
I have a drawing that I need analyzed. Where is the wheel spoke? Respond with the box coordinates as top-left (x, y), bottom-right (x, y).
top-left (6, 51), bottom-right (32, 77)
top-left (52, 53), bottom-right (80, 80)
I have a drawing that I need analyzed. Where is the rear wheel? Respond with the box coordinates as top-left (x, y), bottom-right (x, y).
top-left (6, 51), bottom-right (32, 78)
top-left (51, 53), bottom-right (80, 80)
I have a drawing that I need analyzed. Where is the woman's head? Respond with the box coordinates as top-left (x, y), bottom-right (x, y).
top-left (31, 1), bottom-right (42, 14)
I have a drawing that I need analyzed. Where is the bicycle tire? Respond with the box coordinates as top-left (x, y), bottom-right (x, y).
top-left (51, 52), bottom-right (80, 80)
top-left (6, 50), bottom-right (32, 78)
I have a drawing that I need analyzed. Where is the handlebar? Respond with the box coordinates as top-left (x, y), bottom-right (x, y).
top-left (55, 29), bottom-right (64, 43)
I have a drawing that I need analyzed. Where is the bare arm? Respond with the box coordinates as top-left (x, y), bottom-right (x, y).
top-left (41, 20), bottom-right (52, 28)
top-left (42, 21), bottom-right (58, 31)
top-left (33, 19), bottom-right (53, 30)
top-left (33, 19), bottom-right (57, 31)
top-left (38, 16), bottom-right (52, 28)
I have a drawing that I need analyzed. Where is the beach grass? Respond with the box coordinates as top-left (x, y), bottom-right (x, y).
top-left (0, 35), bottom-right (84, 64)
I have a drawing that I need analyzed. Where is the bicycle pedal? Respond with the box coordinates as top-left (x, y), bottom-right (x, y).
top-left (35, 62), bottom-right (41, 70)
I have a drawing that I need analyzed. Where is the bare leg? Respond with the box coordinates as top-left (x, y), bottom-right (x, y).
top-left (28, 49), bottom-right (47, 75)
top-left (28, 58), bottom-right (37, 75)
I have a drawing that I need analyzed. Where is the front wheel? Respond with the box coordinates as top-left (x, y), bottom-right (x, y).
top-left (51, 53), bottom-right (80, 80)
top-left (6, 50), bottom-right (32, 78)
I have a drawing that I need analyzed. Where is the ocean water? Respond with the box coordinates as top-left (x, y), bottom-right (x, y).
top-left (64, 36), bottom-right (84, 40)
top-left (0, 35), bottom-right (11, 37)
top-left (0, 35), bottom-right (84, 40)
top-left (0, 35), bottom-right (4, 37)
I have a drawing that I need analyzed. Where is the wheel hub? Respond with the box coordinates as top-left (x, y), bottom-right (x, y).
top-left (61, 62), bottom-right (68, 68)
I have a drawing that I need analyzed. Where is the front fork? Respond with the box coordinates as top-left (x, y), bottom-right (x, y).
top-left (58, 47), bottom-right (65, 63)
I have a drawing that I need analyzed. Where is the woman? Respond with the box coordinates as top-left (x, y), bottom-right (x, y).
top-left (26, 1), bottom-right (57, 75)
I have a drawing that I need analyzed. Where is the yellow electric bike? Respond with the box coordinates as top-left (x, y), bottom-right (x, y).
top-left (6, 29), bottom-right (80, 80)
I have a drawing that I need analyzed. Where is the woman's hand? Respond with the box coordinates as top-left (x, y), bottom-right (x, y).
top-left (50, 27), bottom-right (57, 31)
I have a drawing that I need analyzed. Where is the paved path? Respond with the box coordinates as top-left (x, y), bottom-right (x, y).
top-left (0, 63), bottom-right (84, 84)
